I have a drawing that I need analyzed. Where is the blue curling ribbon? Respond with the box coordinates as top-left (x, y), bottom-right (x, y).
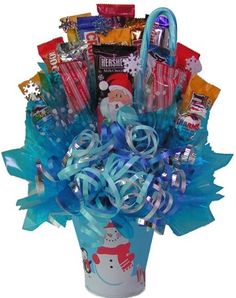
top-left (55, 107), bottom-right (201, 241)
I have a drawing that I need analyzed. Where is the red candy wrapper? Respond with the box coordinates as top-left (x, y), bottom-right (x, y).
top-left (97, 4), bottom-right (135, 18)
top-left (38, 37), bottom-right (64, 72)
top-left (59, 61), bottom-right (90, 113)
top-left (175, 43), bottom-right (202, 85)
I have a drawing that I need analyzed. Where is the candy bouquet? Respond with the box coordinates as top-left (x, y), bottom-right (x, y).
top-left (2, 4), bottom-right (232, 298)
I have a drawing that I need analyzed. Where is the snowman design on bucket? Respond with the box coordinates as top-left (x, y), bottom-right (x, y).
top-left (92, 222), bottom-right (135, 285)
top-left (81, 248), bottom-right (92, 274)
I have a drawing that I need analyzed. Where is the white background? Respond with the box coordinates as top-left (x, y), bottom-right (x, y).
top-left (0, 0), bottom-right (236, 297)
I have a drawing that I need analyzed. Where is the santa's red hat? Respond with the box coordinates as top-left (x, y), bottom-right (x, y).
top-left (105, 221), bottom-right (115, 228)
top-left (99, 73), bottom-right (133, 100)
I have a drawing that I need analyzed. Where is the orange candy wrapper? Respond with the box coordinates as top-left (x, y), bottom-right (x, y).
top-left (180, 75), bottom-right (220, 114)
top-left (176, 75), bottom-right (221, 133)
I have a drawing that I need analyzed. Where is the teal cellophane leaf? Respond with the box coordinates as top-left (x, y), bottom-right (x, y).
top-left (2, 101), bottom-right (65, 180)
top-left (168, 205), bottom-right (215, 236)
top-left (167, 142), bottom-right (232, 235)
top-left (2, 148), bottom-right (37, 181)
top-left (21, 198), bottom-right (71, 231)
top-left (2, 95), bottom-right (95, 230)
top-left (157, 104), bottom-right (233, 235)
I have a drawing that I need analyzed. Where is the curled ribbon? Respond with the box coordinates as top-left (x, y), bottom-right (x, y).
top-left (55, 108), bottom-right (195, 239)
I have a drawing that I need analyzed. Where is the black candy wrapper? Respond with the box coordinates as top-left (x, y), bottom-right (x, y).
top-left (93, 45), bottom-right (138, 122)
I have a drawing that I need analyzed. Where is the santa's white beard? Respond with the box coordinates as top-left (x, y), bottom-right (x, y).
top-left (100, 97), bottom-right (125, 122)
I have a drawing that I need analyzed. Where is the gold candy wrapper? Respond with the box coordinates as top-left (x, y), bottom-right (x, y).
top-left (124, 18), bottom-right (146, 45)
top-left (98, 28), bottom-right (131, 46)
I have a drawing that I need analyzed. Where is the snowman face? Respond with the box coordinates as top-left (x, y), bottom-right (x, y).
top-left (104, 228), bottom-right (127, 247)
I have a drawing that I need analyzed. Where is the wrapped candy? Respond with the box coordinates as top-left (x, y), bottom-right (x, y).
top-left (77, 16), bottom-right (101, 63)
top-left (59, 13), bottom-right (91, 43)
top-left (98, 28), bottom-right (132, 46)
top-left (38, 37), bottom-right (64, 72)
top-left (175, 75), bottom-right (220, 141)
top-left (57, 41), bottom-right (88, 62)
top-left (180, 75), bottom-right (220, 113)
top-left (97, 4), bottom-right (135, 18)
top-left (150, 15), bottom-right (169, 48)
top-left (175, 42), bottom-right (202, 88)
top-left (93, 44), bottom-right (139, 122)
top-left (58, 60), bottom-right (90, 113)
top-left (124, 18), bottom-right (146, 49)
top-left (146, 61), bottom-right (187, 111)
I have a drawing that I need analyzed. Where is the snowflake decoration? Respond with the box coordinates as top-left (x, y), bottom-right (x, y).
top-left (185, 56), bottom-right (202, 74)
top-left (123, 54), bottom-right (142, 77)
top-left (23, 80), bottom-right (41, 101)
top-left (59, 17), bottom-right (75, 32)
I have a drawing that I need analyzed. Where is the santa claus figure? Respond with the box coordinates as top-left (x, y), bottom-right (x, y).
top-left (99, 73), bottom-right (133, 122)
top-left (92, 221), bottom-right (135, 285)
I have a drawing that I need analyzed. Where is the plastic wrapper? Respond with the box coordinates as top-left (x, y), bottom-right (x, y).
top-left (150, 15), bottom-right (169, 48)
top-left (98, 28), bottom-right (131, 46)
top-left (57, 41), bottom-right (88, 62)
top-left (175, 42), bottom-right (202, 87)
top-left (97, 4), bottom-right (135, 18)
top-left (93, 44), bottom-right (138, 122)
top-left (59, 13), bottom-right (91, 43)
top-left (180, 75), bottom-right (220, 113)
top-left (59, 60), bottom-right (90, 113)
top-left (175, 75), bottom-right (220, 142)
top-left (77, 16), bottom-right (101, 63)
top-left (37, 37), bottom-right (64, 72)
top-left (124, 18), bottom-right (146, 49)
top-left (146, 61), bottom-right (187, 111)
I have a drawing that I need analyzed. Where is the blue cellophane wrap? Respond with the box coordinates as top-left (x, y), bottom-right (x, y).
top-left (2, 95), bottom-right (232, 239)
